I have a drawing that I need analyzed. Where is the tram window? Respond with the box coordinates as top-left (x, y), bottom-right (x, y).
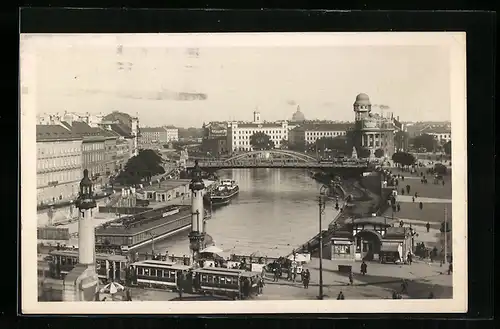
top-left (144, 268), bottom-right (149, 275)
top-left (169, 271), bottom-right (175, 277)
top-left (201, 275), bottom-right (207, 282)
top-left (162, 270), bottom-right (168, 278)
top-left (137, 268), bottom-right (143, 275)
top-left (150, 269), bottom-right (156, 277)
top-left (208, 275), bottom-right (213, 283)
top-left (226, 277), bottom-right (232, 284)
top-left (61, 257), bottom-right (66, 265)
top-left (72, 257), bottom-right (78, 265)
top-left (214, 277), bottom-right (220, 284)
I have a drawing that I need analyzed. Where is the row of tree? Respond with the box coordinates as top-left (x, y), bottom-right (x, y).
top-left (114, 149), bottom-right (165, 185)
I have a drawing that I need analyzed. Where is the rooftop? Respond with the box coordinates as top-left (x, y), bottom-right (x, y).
top-left (142, 179), bottom-right (191, 192)
top-left (141, 127), bottom-right (168, 133)
top-left (95, 205), bottom-right (191, 236)
top-left (231, 122), bottom-right (286, 128)
top-left (292, 123), bottom-right (354, 132)
top-left (36, 124), bottom-right (82, 142)
top-left (420, 127), bottom-right (452, 134)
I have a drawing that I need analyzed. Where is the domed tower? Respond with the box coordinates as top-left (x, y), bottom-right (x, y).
top-left (353, 93), bottom-right (372, 123)
top-left (292, 105), bottom-right (306, 122)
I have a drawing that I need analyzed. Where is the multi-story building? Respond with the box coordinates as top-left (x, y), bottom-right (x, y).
top-left (227, 111), bottom-right (289, 152)
top-left (139, 126), bottom-right (179, 147)
top-left (102, 111), bottom-right (140, 156)
top-left (36, 125), bottom-right (83, 206)
top-left (61, 121), bottom-right (110, 190)
top-left (352, 93), bottom-right (398, 159)
top-left (288, 123), bottom-right (354, 148)
top-left (201, 121), bottom-right (229, 155)
top-left (418, 126), bottom-right (451, 145)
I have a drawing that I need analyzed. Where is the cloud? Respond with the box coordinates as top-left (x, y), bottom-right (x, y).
top-left (73, 88), bottom-right (208, 101)
top-left (286, 100), bottom-right (297, 106)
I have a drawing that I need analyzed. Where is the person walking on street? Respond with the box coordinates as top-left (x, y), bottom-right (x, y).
top-left (407, 252), bottom-right (413, 265)
top-left (337, 291), bottom-right (345, 300)
top-left (401, 279), bottom-right (408, 294)
top-left (360, 261), bottom-right (367, 276)
top-left (426, 222), bottom-right (430, 233)
top-left (349, 271), bottom-right (354, 285)
top-left (292, 266), bottom-right (297, 283)
top-left (448, 262), bottom-right (453, 275)
top-left (303, 269), bottom-right (310, 289)
top-left (419, 202), bottom-right (423, 210)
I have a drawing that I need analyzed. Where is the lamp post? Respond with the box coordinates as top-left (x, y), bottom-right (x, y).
top-left (317, 184), bottom-right (329, 300)
top-left (148, 232), bottom-right (156, 256)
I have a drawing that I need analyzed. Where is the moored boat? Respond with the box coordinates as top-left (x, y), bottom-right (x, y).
top-left (210, 179), bottom-right (239, 206)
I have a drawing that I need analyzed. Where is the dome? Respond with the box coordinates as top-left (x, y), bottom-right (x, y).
top-left (354, 93), bottom-right (371, 106)
top-left (292, 106), bottom-right (306, 121)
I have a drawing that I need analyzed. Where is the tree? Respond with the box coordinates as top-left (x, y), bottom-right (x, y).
top-left (434, 163), bottom-right (448, 175)
top-left (374, 148), bottom-right (385, 158)
top-left (357, 147), bottom-right (371, 158)
top-left (280, 139), bottom-right (289, 149)
top-left (392, 151), bottom-right (416, 167)
top-left (115, 149), bottom-right (165, 185)
top-left (249, 132), bottom-right (274, 150)
top-left (411, 133), bottom-right (437, 152)
top-left (443, 141), bottom-right (451, 156)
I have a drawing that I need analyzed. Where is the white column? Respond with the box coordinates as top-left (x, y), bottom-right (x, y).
top-left (191, 190), bottom-right (204, 232)
top-left (78, 208), bottom-right (95, 266)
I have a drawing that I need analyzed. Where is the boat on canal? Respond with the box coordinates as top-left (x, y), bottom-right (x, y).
top-left (209, 179), bottom-right (239, 207)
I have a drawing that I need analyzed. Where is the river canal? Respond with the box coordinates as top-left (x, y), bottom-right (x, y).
top-left (138, 168), bottom-right (340, 258)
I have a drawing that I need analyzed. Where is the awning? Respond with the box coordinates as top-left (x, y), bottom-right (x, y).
top-left (381, 242), bottom-right (400, 252)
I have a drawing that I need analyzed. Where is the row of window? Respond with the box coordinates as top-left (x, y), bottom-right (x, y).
top-left (83, 143), bottom-right (105, 151)
top-left (234, 135), bottom-right (283, 141)
top-left (138, 267), bottom-right (178, 278)
top-left (305, 131), bottom-right (346, 137)
top-left (83, 151), bottom-right (105, 163)
top-left (37, 169), bottom-right (81, 188)
top-left (37, 156), bottom-right (81, 171)
top-left (37, 141), bottom-right (81, 157)
top-left (234, 129), bottom-right (285, 135)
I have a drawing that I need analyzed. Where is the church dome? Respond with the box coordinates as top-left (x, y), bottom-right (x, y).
top-left (292, 106), bottom-right (306, 121)
top-left (354, 93), bottom-right (371, 106)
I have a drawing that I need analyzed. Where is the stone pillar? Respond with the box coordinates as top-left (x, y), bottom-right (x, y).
top-left (78, 208), bottom-right (95, 266)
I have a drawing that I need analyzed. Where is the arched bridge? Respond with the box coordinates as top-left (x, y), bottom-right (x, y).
top-left (186, 150), bottom-right (371, 171)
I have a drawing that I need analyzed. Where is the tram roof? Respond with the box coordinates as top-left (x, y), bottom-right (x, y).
top-left (131, 260), bottom-right (191, 270)
top-left (193, 267), bottom-right (261, 277)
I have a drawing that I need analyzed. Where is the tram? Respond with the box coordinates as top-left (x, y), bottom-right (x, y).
top-left (191, 267), bottom-right (261, 300)
top-left (47, 250), bottom-right (129, 283)
top-left (129, 260), bottom-right (191, 290)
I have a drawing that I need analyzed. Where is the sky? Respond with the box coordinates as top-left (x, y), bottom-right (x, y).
top-left (31, 35), bottom-right (452, 128)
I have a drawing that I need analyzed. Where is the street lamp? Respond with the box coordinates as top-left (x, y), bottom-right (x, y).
top-left (148, 232), bottom-right (156, 256)
top-left (317, 184), bottom-right (330, 300)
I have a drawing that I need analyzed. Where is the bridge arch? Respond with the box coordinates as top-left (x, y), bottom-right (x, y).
top-left (225, 149), bottom-right (317, 163)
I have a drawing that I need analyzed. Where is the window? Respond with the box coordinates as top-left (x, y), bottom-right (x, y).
top-left (333, 244), bottom-right (351, 254)
top-left (138, 268), bottom-right (143, 275)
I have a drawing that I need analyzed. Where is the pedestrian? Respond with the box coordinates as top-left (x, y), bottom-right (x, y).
top-left (360, 261), bottom-right (367, 276)
top-left (412, 196), bottom-right (415, 203)
top-left (392, 291), bottom-right (399, 299)
top-left (397, 203), bottom-right (401, 212)
top-left (401, 188), bottom-right (405, 195)
top-left (401, 279), bottom-right (408, 294)
top-left (419, 202), bottom-right (423, 210)
top-left (337, 291), bottom-right (345, 300)
top-left (258, 277), bottom-right (264, 294)
top-left (303, 270), bottom-right (310, 289)
top-left (428, 291), bottom-right (434, 299)
top-left (125, 288), bottom-right (132, 301)
top-left (407, 252), bottom-right (413, 265)
top-left (400, 220), bottom-right (404, 227)
top-left (348, 271), bottom-right (354, 285)
top-left (442, 180), bottom-right (445, 186)
top-left (415, 192), bottom-right (418, 198)
top-left (406, 185), bottom-right (411, 194)
top-left (292, 266), bottom-right (297, 283)
top-left (401, 176), bottom-right (404, 181)
top-left (426, 222), bottom-right (430, 233)
top-left (448, 263), bottom-right (453, 275)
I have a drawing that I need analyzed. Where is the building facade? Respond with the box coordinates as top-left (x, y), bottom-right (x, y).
top-left (228, 111), bottom-right (289, 152)
top-left (139, 126), bottom-right (178, 146)
top-left (352, 93), bottom-right (397, 159)
top-left (102, 111), bottom-right (140, 156)
top-left (420, 127), bottom-right (452, 145)
top-left (201, 121), bottom-right (229, 155)
top-left (288, 123), bottom-right (353, 148)
top-left (36, 125), bottom-right (83, 206)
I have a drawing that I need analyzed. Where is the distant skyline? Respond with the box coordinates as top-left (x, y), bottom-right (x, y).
top-left (30, 34), bottom-right (452, 127)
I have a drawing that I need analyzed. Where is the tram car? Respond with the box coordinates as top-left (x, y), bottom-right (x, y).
top-left (129, 260), bottom-right (191, 291)
top-left (191, 267), bottom-right (261, 300)
top-left (47, 250), bottom-right (129, 283)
